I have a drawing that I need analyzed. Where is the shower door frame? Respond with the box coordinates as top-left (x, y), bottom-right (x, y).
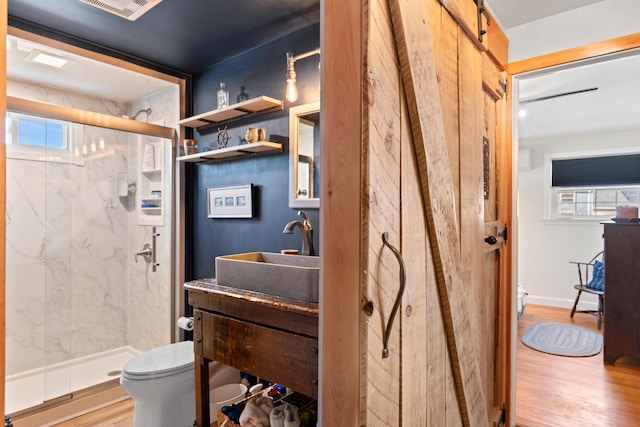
top-left (4, 96), bottom-right (181, 421)
top-left (2, 24), bottom-right (189, 421)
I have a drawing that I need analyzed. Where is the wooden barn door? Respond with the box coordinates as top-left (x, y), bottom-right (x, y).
top-left (361, 0), bottom-right (510, 425)
top-left (480, 55), bottom-right (510, 424)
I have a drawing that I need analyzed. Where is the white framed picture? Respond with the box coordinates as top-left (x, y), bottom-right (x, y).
top-left (207, 184), bottom-right (253, 218)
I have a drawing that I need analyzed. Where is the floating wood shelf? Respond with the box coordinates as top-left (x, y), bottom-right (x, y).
top-left (177, 141), bottom-right (283, 163)
top-left (179, 96), bottom-right (284, 129)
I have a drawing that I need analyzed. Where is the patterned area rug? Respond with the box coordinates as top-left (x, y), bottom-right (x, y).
top-left (521, 322), bottom-right (603, 357)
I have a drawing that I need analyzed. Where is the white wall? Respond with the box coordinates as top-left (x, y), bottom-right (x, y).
top-left (506, 1), bottom-right (640, 313)
top-left (518, 129), bottom-right (640, 309)
top-left (506, 0), bottom-right (640, 62)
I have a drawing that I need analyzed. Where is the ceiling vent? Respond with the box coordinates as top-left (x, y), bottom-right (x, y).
top-left (80, 0), bottom-right (162, 21)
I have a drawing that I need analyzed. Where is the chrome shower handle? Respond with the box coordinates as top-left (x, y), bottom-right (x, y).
top-left (135, 243), bottom-right (153, 263)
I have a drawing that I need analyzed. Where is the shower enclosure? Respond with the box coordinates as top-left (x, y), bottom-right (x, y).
top-left (4, 99), bottom-right (177, 416)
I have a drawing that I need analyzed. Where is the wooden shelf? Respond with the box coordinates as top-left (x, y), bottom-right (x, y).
top-left (179, 96), bottom-right (283, 129)
top-left (177, 141), bottom-right (282, 163)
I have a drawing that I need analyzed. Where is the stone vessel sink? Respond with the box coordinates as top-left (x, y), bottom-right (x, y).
top-left (215, 252), bottom-right (319, 302)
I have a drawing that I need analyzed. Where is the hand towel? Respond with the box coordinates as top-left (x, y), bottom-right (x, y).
top-left (240, 397), bottom-right (274, 427)
top-left (269, 404), bottom-right (285, 427)
top-left (270, 403), bottom-right (300, 427)
top-left (284, 403), bottom-right (300, 427)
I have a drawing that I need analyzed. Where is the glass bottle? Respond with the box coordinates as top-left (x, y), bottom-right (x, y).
top-left (237, 86), bottom-right (249, 103)
top-left (217, 82), bottom-right (229, 109)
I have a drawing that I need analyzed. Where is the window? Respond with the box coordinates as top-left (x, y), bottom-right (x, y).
top-left (554, 187), bottom-right (640, 218)
top-left (5, 112), bottom-right (79, 164)
top-left (546, 152), bottom-right (640, 220)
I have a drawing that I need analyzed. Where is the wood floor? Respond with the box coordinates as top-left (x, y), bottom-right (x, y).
top-left (517, 304), bottom-right (640, 427)
top-left (51, 399), bottom-right (134, 427)
top-left (47, 304), bottom-right (640, 427)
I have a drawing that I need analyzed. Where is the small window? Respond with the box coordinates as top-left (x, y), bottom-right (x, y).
top-left (553, 187), bottom-right (640, 218)
top-left (15, 116), bottom-right (66, 149)
top-left (6, 112), bottom-right (70, 151)
top-left (5, 112), bottom-right (79, 164)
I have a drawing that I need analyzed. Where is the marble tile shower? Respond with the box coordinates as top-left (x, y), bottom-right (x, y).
top-left (5, 81), bottom-right (178, 413)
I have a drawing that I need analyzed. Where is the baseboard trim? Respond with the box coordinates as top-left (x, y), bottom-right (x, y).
top-left (526, 295), bottom-right (598, 311)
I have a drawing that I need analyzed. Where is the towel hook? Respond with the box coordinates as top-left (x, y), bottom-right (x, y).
top-left (381, 232), bottom-right (406, 358)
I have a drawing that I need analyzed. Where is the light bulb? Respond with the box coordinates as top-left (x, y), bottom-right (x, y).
top-left (286, 79), bottom-right (299, 102)
top-left (518, 109), bottom-right (527, 118)
top-left (82, 144), bottom-right (87, 155)
top-left (90, 141), bottom-right (96, 152)
top-left (74, 147), bottom-right (80, 157)
top-left (99, 137), bottom-right (105, 149)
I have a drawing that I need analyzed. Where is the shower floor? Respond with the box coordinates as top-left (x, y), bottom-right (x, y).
top-left (5, 346), bottom-right (140, 415)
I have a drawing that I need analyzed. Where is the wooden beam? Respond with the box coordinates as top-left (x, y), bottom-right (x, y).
top-left (485, 8), bottom-right (509, 71)
top-left (508, 32), bottom-right (640, 75)
top-left (387, 0), bottom-right (488, 425)
top-left (320, 0), bottom-right (363, 425)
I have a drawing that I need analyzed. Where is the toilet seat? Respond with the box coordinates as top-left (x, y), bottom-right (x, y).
top-left (122, 341), bottom-right (194, 380)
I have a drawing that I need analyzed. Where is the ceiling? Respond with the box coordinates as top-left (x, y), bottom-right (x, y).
top-left (486, 0), bottom-right (605, 29)
top-left (6, 33), bottom-right (176, 103)
top-left (7, 0), bottom-right (320, 103)
top-left (6, 0), bottom-right (639, 141)
top-left (516, 51), bottom-right (640, 141)
top-left (8, 0), bottom-right (320, 74)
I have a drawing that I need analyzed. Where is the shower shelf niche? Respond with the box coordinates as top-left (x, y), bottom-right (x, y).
top-left (138, 140), bottom-right (164, 226)
top-left (141, 197), bottom-right (162, 215)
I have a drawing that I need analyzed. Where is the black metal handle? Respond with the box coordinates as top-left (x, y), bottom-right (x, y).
top-left (485, 235), bottom-right (498, 245)
top-left (381, 232), bottom-right (406, 359)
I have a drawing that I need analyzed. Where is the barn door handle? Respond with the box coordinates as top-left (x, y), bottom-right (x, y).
top-left (381, 232), bottom-right (406, 359)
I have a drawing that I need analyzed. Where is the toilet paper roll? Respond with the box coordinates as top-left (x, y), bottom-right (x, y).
top-left (177, 316), bottom-right (194, 331)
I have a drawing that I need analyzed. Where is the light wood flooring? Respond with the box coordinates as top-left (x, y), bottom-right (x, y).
top-left (50, 399), bottom-right (134, 427)
top-left (48, 304), bottom-right (640, 427)
top-left (517, 304), bottom-right (640, 427)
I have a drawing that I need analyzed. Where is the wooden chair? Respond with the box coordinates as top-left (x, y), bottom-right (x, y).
top-left (570, 250), bottom-right (604, 329)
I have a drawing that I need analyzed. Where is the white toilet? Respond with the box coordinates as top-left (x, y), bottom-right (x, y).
top-left (120, 341), bottom-right (240, 427)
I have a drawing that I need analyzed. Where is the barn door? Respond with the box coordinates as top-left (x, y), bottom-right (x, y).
top-left (478, 55), bottom-right (510, 425)
top-left (457, 31), bottom-right (510, 426)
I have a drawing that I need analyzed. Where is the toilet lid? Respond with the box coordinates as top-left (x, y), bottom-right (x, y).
top-left (122, 341), bottom-right (194, 379)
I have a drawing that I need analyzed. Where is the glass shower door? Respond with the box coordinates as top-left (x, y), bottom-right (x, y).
top-left (5, 114), bottom-right (174, 414)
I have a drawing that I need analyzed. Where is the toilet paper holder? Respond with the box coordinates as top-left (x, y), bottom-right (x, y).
top-left (177, 316), bottom-right (194, 331)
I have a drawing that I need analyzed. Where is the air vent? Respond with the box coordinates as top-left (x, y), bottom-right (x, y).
top-left (80, 0), bottom-right (162, 21)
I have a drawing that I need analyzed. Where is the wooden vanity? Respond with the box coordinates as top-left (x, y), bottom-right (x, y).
top-left (185, 279), bottom-right (319, 427)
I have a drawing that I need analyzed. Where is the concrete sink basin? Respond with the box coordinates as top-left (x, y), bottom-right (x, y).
top-left (215, 252), bottom-right (319, 302)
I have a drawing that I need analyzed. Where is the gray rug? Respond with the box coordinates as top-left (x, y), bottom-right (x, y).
top-left (521, 322), bottom-right (603, 357)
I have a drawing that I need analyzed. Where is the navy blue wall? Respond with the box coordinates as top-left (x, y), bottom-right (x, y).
top-left (187, 24), bottom-right (320, 280)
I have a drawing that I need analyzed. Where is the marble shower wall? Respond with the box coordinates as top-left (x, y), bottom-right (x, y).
top-left (5, 80), bottom-right (178, 375)
top-left (127, 87), bottom-right (179, 352)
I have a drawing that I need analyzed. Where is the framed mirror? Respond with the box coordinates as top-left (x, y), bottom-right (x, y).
top-left (289, 101), bottom-right (320, 208)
